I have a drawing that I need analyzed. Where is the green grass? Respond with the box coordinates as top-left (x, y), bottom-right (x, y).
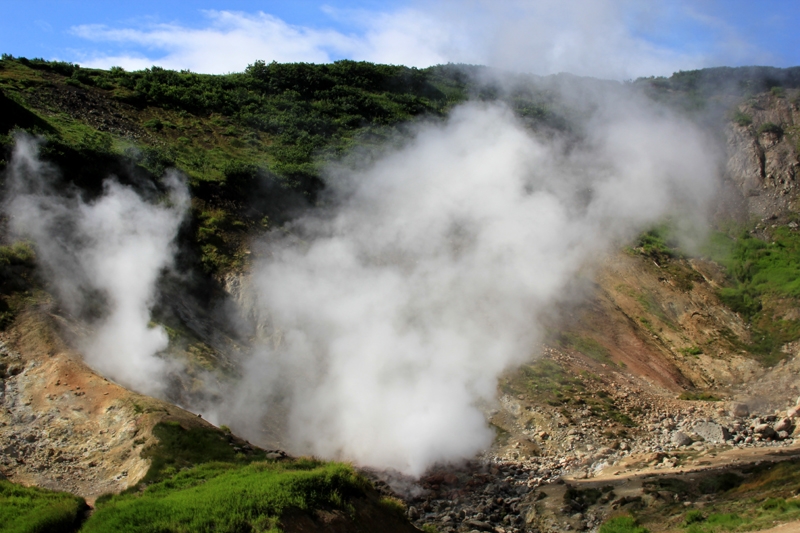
top-left (0, 56), bottom-right (594, 277)
top-left (2, 422), bottom-right (399, 533)
top-left (83, 460), bottom-right (369, 533)
top-left (679, 392), bottom-right (722, 402)
top-left (634, 224), bottom-right (681, 263)
top-left (635, 460), bottom-right (800, 532)
top-left (0, 241), bottom-right (36, 329)
top-left (0, 479), bottom-right (87, 533)
top-left (558, 333), bottom-right (612, 363)
top-left (137, 421), bottom-right (268, 486)
top-left (684, 513), bottom-right (746, 533)
top-left (630, 224), bottom-right (700, 294)
top-left (503, 359), bottom-right (636, 426)
top-left (731, 110), bottom-right (752, 127)
top-left (599, 515), bottom-right (649, 533)
top-left (701, 227), bottom-right (800, 365)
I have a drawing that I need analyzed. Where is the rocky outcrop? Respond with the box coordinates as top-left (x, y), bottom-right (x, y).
top-left (725, 91), bottom-right (800, 218)
top-left (0, 310), bottom-right (226, 500)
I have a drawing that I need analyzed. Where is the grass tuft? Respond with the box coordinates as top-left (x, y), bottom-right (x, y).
top-left (599, 515), bottom-right (649, 533)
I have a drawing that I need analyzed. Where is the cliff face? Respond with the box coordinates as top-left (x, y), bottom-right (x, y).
top-left (725, 90), bottom-right (800, 218)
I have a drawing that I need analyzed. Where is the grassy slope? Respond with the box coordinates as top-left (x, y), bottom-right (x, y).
top-left (0, 57), bottom-right (469, 276)
top-left (641, 459), bottom-right (800, 533)
top-left (84, 460), bottom-right (369, 533)
top-left (625, 221), bottom-right (800, 366)
top-left (595, 459), bottom-right (800, 533)
top-left (0, 421), bottom-right (394, 533)
top-left (700, 225), bottom-right (800, 365)
top-left (0, 480), bottom-right (87, 533)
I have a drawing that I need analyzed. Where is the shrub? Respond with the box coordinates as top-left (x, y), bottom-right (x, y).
top-left (679, 392), bottom-right (721, 401)
top-left (758, 122), bottom-right (783, 136)
top-left (732, 110), bottom-right (752, 126)
top-left (143, 118), bottom-right (164, 131)
top-left (683, 509), bottom-right (705, 525)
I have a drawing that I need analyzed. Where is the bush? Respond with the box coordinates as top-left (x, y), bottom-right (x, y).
top-left (732, 110), bottom-right (752, 126)
top-left (683, 509), bottom-right (705, 525)
top-left (143, 118), bottom-right (163, 131)
top-left (679, 392), bottom-right (721, 402)
top-left (758, 122), bottom-right (783, 136)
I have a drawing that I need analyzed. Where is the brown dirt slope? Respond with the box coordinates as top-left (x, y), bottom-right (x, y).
top-left (0, 306), bottom-right (221, 499)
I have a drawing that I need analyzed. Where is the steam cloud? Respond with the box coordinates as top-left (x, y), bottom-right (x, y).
top-left (220, 96), bottom-right (719, 475)
top-left (4, 135), bottom-right (189, 397)
top-left (2, 86), bottom-right (720, 477)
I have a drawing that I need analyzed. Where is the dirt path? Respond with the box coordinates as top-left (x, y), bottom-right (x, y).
top-left (583, 441), bottom-right (800, 484)
top-left (752, 521), bottom-right (800, 533)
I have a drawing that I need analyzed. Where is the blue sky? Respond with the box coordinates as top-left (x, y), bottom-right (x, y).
top-left (1, 1), bottom-right (798, 79)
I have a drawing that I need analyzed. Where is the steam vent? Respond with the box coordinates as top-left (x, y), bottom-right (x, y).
top-left (2, 5), bottom-right (800, 531)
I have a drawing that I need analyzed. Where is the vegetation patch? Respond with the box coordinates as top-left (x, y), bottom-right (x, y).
top-left (502, 359), bottom-right (636, 427)
top-left (731, 110), bottom-right (752, 127)
top-left (702, 227), bottom-right (800, 365)
top-left (678, 392), bottom-right (721, 402)
top-left (137, 421), bottom-right (268, 486)
top-left (558, 333), bottom-right (612, 363)
top-left (633, 225), bottom-right (681, 263)
top-left (599, 515), bottom-right (649, 533)
top-left (680, 346), bottom-right (703, 357)
top-left (84, 460), bottom-right (370, 533)
top-left (0, 241), bottom-right (36, 329)
top-left (0, 479), bottom-right (88, 533)
top-left (636, 460), bottom-right (800, 532)
top-left (758, 122), bottom-right (784, 136)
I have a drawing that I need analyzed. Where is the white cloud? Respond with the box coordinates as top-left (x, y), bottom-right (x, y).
top-left (66, 2), bottom-right (763, 78)
top-left (72, 10), bottom-right (358, 73)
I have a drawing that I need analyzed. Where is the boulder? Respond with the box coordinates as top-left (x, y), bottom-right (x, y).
top-left (671, 431), bottom-right (693, 446)
top-left (729, 402), bottom-right (750, 418)
top-left (775, 417), bottom-right (794, 433)
top-left (462, 519), bottom-right (493, 532)
top-left (693, 421), bottom-right (732, 443)
top-left (754, 424), bottom-right (777, 439)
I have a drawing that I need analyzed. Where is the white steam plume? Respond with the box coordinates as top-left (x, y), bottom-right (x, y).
top-left (4, 135), bottom-right (189, 397)
top-left (222, 96), bottom-right (719, 476)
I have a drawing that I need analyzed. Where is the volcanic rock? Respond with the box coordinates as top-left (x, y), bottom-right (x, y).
top-left (729, 402), bottom-right (750, 418)
top-left (671, 431), bottom-right (693, 446)
top-left (692, 421), bottom-right (731, 444)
